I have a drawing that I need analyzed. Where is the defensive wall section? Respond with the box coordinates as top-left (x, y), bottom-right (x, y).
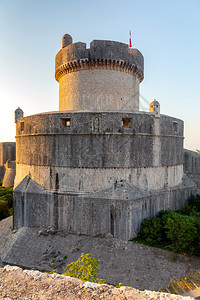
top-left (3, 160), bottom-right (16, 188)
top-left (184, 149), bottom-right (200, 192)
top-left (0, 142), bottom-right (16, 183)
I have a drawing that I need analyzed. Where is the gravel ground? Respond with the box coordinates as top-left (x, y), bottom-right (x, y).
top-left (2, 217), bottom-right (200, 292)
top-left (0, 266), bottom-right (194, 300)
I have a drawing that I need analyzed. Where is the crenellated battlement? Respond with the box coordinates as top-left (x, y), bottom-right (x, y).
top-left (55, 58), bottom-right (143, 82)
top-left (55, 35), bottom-right (144, 111)
top-left (55, 40), bottom-right (144, 82)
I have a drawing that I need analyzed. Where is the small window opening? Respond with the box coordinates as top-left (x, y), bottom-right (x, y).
top-left (65, 119), bottom-right (71, 127)
top-left (173, 121), bottom-right (178, 133)
top-left (55, 173), bottom-right (59, 190)
top-left (20, 122), bottom-right (24, 131)
top-left (122, 118), bottom-right (131, 128)
top-left (93, 117), bottom-right (99, 132)
top-left (60, 118), bottom-right (71, 128)
top-left (110, 205), bottom-right (114, 237)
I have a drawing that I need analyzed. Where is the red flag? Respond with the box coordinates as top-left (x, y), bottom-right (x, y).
top-left (129, 30), bottom-right (132, 48)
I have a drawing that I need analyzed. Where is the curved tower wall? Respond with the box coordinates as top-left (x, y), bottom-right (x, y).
top-left (58, 69), bottom-right (140, 111)
top-left (55, 40), bottom-right (144, 111)
top-left (14, 111), bottom-right (184, 193)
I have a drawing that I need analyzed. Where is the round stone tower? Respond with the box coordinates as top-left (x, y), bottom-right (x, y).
top-left (14, 35), bottom-right (189, 240)
top-left (55, 35), bottom-right (144, 111)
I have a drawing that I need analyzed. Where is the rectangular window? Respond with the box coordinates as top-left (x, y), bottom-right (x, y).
top-left (122, 118), bottom-right (131, 128)
top-left (60, 118), bottom-right (71, 128)
top-left (173, 121), bottom-right (178, 133)
top-left (93, 117), bottom-right (99, 132)
top-left (20, 122), bottom-right (24, 131)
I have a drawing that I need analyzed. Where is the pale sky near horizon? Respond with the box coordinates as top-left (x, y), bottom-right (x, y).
top-left (0, 0), bottom-right (199, 150)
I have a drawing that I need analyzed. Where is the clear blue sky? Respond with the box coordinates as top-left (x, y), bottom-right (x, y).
top-left (0, 0), bottom-right (199, 150)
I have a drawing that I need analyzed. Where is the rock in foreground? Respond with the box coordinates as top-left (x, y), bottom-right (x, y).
top-left (0, 265), bottom-right (194, 300)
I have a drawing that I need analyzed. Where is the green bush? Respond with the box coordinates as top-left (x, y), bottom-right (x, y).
top-left (179, 194), bottom-right (200, 216)
top-left (189, 194), bottom-right (200, 212)
top-left (164, 212), bottom-right (198, 253)
top-left (0, 200), bottom-right (10, 220)
top-left (140, 216), bottom-right (165, 246)
top-left (134, 194), bottom-right (200, 255)
top-left (0, 194), bottom-right (13, 208)
top-left (0, 185), bottom-right (13, 220)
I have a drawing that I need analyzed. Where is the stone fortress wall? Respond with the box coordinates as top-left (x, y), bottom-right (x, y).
top-left (0, 142), bottom-right (16, 187)
top-left (13, 35), bottom-right (198, 240)
top-left (183, 149), bottom-right (200, 192)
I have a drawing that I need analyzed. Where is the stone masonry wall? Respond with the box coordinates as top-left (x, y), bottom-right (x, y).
top-left (59, 69), bottom-right (140, 111)
top-left (14, 111), bottom-right (184, 192)
top-left (0, 142), bottom-right (16, 180)
top-left (14, 175), bottom-right (194, 239)
top-left (15, 164), bottom-right (183, 193)
top-left (183, 149), bottom-right (200, 191)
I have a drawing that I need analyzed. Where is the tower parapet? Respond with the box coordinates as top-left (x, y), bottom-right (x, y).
top-left (55, 35), bottom-right (144, 111)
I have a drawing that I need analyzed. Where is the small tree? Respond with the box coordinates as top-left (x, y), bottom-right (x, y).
top-left (63, 253), bottom-right (107, 284)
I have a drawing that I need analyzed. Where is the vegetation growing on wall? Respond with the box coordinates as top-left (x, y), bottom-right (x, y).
top-left (0, 181), bottom-right (13, 220)
top-left (131, 194), bottom-right (200, 256)
top-left (63, 253), bottom-right (107, 284)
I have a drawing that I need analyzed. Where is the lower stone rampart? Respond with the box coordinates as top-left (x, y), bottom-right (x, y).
top-left (0, 142), bottom-right (16, 181)
top-left (13, 175), bottom-right (195, 240)
top-left (183, 149), bottom-right (200, 192)
top-left (3, 161), bottom-right (16, 187)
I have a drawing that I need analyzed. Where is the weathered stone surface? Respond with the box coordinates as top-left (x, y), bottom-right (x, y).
top-left (13, 174), bottom-right (195, 239)
top-left (1, 216), bottom-right (200, 293)
top-left (0, 265), bottom-right (194, 299)
top-left (14, 111), bottom-right (184, 187)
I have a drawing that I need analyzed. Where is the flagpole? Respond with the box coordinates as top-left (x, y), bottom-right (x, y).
top-left (129, 30), bottom-right (132, 48)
